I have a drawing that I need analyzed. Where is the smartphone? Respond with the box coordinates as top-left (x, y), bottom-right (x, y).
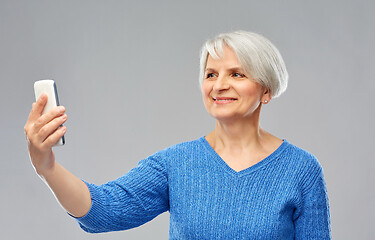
top-left (34, 80), bottom-right (65, 146)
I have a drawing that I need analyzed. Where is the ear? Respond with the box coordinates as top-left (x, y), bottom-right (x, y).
top-left (261, 88), bottom-right (272, 104)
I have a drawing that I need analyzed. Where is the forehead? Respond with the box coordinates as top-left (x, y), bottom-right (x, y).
top-left (206, 46), bottom-right (241, 68)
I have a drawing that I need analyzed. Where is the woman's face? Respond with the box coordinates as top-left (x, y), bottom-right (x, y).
top-left (202, 46), bottom-right (270, 122)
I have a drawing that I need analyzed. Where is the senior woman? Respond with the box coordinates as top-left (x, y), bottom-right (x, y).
top-left (24, 31), bottom-right (331, 239)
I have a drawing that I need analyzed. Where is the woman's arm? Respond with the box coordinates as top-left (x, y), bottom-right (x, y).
top-left (24, 94), bottom-right (91, 218)
top-left (72, 151), bottom-right (169, 233)
top-left (294, 168), bottom-right (332, 239)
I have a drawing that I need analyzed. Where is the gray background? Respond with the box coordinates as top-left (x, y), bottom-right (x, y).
top-left (1, 0), bottom-right (374, 239)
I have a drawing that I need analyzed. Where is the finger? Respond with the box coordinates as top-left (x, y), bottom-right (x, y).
top-left (25, 96), bottom-right (47, 136)
top-left (33, 106), bottom-right (66, 133)
top-left (42, 125), bottom-right (66, 147)
top-left (28, 94), bottom-right (48, 123)
top-left (24, 103), bottom-right (36, 133)
top-left (37, 114), bottom-right (67, 142)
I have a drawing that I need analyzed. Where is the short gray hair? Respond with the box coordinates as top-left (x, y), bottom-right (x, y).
top-left (199, 31), bottom-right (288, 99)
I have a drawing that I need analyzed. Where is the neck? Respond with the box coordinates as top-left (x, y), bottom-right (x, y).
top-left (206, 106), bottom-right (269, 152)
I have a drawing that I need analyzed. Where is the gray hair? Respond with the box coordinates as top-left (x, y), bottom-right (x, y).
top-left (199, 31), bottom-right (288, 99)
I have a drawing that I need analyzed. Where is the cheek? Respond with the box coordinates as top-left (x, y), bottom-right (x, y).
top-left (201, 82), bottom-right (212, 108)
top-left (201, 82), bottom-right (211, 98)
top-left (240, 83), bottom-right (263, 99)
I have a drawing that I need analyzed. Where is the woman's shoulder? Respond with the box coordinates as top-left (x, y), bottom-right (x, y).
top-left (283, 140), bottom-right (322, 170)
top-left (141, 137), bottom-right (206, 171)
top-left (156, 136), bottom-right (205, 156)
top-left (282, 139), bottom-right (325, 190)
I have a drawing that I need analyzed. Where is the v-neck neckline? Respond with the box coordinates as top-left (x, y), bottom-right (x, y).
top-left (199, 136), bottom-right (289, 177)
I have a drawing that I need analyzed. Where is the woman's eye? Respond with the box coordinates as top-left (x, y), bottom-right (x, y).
top-left (205, 73), bottom-right (216, 79)
top-left (233, 72), bottom-right (245, 78)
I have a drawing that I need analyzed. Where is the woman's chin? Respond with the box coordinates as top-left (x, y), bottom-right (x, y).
top-left (210, 113), bottom-right (241, 123)
top-left (209, 111), bottom-right (257, 123)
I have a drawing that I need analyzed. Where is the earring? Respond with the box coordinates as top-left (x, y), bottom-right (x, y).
top-left (264, 100), bottom-right (268, 103)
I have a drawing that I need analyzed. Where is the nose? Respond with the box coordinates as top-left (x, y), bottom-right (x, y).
top-left (213, 76), bottom-right (230, 92)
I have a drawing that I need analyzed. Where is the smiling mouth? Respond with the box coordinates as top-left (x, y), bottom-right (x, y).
top-left (213, 97), bottom-right (238, 102)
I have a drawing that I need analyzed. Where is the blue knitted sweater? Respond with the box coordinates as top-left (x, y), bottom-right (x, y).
top-left (73, 137), bottom-right (331, 239)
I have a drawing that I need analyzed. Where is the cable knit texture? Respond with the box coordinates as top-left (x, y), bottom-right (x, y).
top-left (72, 137), bottom-right (331, 239)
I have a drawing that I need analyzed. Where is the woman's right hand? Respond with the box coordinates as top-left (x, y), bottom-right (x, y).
top-left (24, 94), bottom-right (91, 218)
top-left (24, 94), bottom-right (67, 177)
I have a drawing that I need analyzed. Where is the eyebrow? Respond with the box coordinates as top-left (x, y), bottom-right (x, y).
top-left (205, 67), bottom-right (245, 72)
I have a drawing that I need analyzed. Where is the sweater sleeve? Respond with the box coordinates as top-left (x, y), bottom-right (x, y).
top-left (294, 164), bottom-right (332, 239)
top-left (71, 151), bottom-right (169, 233)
